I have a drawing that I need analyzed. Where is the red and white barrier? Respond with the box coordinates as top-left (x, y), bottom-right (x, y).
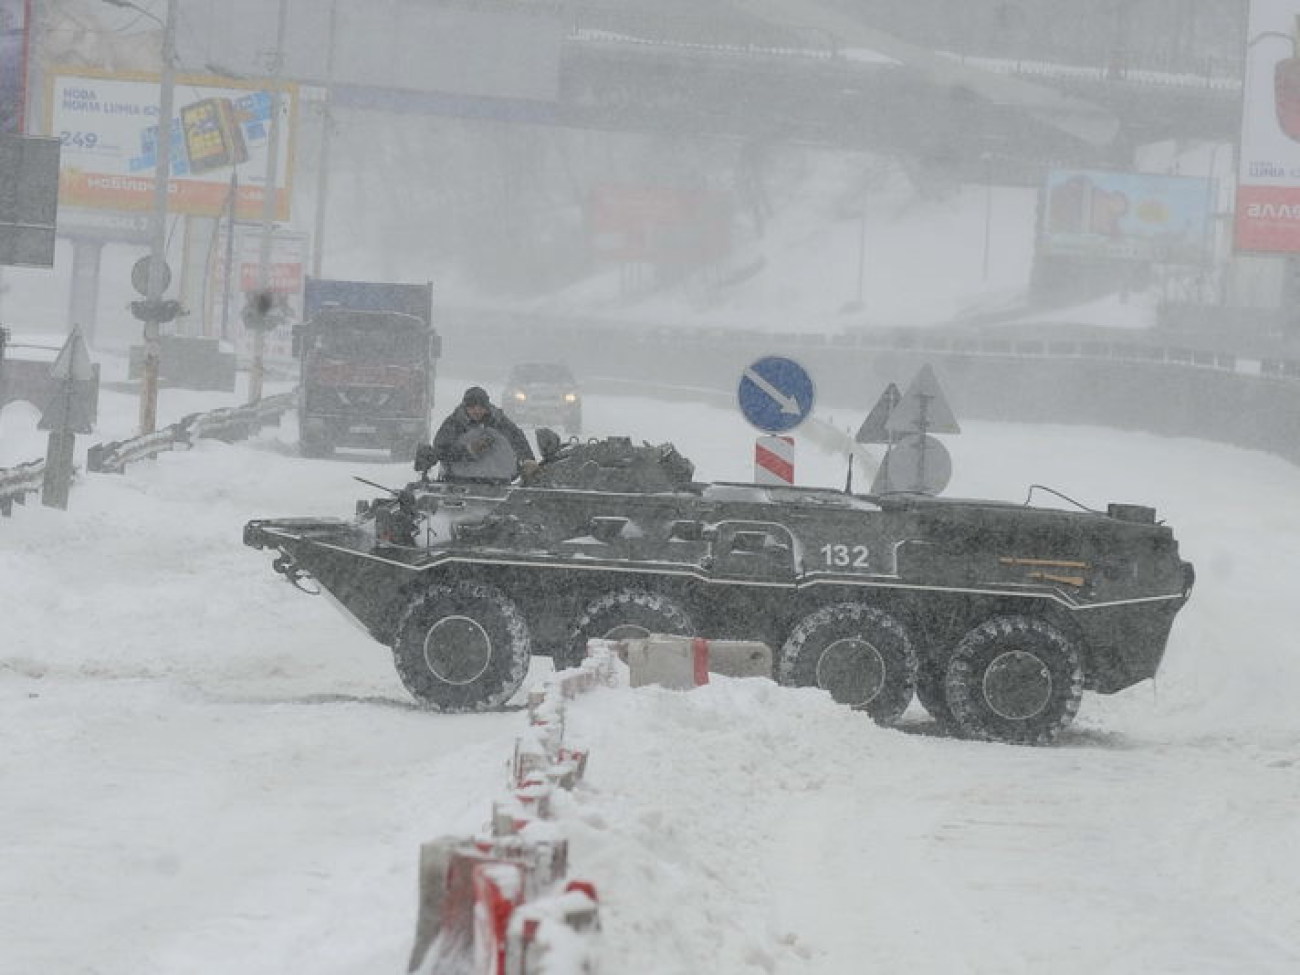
top-left (754, 435), bottom-right (795, 485)
top-left (409, 643), bottom-right (621, 975)
top-left (621, 634), bottom-right (773, 689)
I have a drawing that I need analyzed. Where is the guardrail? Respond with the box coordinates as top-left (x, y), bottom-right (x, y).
top-left (86, 392), bottom-right (296, 475)
top-left (0, 392), bottom-right (296, 515)
top-left (0, 459), bottom-right (46, 516)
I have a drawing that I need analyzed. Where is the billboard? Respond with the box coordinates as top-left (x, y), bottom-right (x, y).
top-left (1040, 169), bottom-right (1213, 265)
top-left (0, 0), bottom-right (29, 133)
top-left (1236, 0), bottom-right (1300, 252)
top-left (47, 71), bottom-right (296, 220)
top-left (587, 184), bottom-right (732, 265)
top-left (206, 223), bottom-right (306, 361)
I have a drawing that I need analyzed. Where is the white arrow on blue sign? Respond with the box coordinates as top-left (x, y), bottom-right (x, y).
top-left (737, 356), bottom-right (815, 433)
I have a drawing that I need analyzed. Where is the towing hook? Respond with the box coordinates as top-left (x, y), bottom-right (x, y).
top-left (271, 554), bottom-right (321, 595)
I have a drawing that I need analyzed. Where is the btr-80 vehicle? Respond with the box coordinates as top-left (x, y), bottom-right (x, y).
top-left (244, 433), bottom-right (1194, 745)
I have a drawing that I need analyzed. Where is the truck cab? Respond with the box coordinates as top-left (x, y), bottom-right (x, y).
top-left (294, 278), bottom-right (438, 461)
top-left (296, 306), bottom-right (435, 460)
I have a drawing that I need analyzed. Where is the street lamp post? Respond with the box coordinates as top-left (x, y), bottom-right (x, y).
top-left (248, 0), bottom-right (289, 404)
top-left (311, 0), bottom-right (339, 280)
top-left (104, 0), bottom-right (176, 434)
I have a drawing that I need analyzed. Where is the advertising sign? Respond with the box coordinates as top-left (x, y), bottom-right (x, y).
top-left (587, 184), bottom-right (732, 265)
top-left (48, 71), bottom-right (296, 220)
top-left (0, 0), bottom-right (29, 133)
top-left (207, 224), bottom-right (307, 361)
top-left (1040, 169), bottom-right (1213, 265)
top-left (1237, 0), bottom-right (1300, 252)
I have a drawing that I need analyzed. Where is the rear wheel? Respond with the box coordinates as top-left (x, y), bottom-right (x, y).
top-left (779, 603), bottom-right (916, 726)
top-left (299, 433), bottom-right (334, 458)
top-left (392, 582), bottom-right (531, 711)
top-left (944, 615), bottom-right (1083, 745)
top-left (561, 589), bottom-right (693, 671)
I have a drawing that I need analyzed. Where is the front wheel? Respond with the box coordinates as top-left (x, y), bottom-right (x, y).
top-left (944, 616), bottom-right (1083, 746)
top-left (779, 603), bottom-right (916, 726)
top-left (561, 589), bottom-right (694, 671)
top-left (392, 581), bottom-right (531, 711)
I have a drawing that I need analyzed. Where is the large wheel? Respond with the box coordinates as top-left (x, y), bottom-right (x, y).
top-left (779, 603), bottom-right (916, 726)
top-left (299, 433), bottom-right (334, 458)
top-left (392, 581), bottom-right (531, 711)
top-left (560, 589), bottom-right (694, 671)
top-left (944, 615), bottom-right (1083, 746)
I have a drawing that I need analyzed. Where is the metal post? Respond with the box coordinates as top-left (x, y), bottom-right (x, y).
top-left (982, 153), bottom-right (993, 282)
top-left (855, 204), bottom-right (867, 308)
top-left (139, 0), bottom-right (177, 434)
top-left (221, 169), bottom-right (237, 340)
top-left (311, 0), bottom-right (339, 279)
top-left (250, 0), bottom-right (289, 403)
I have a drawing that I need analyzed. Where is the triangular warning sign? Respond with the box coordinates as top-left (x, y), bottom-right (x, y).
top-left (885, 364), bottom-right (960, 435)
top-left (855, 383), bottom-right (900, 444)
top-left (38, 328), bottom-right (97, 434)
top-left (47, 327), bottom-right (95, 383)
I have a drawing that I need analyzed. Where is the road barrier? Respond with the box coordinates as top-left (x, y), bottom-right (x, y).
top-left (0, 392), bottom-right (296, 515)
top-left (409, 644), bottom-right (619, 975)
top-left (86, 392), bottom-right (296, 475)
top-left (0, 459), bottom-right (45, 516)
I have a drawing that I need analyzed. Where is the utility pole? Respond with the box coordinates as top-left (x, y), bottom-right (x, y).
top-left (249, 0), bottom-right (289, 403)
top-left (105, 0), bottom-right (177, 434)
top-left (311, 0), bottom-right (339, 279)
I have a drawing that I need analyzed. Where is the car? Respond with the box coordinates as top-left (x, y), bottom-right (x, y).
top-left (500, 361), bottom-right (582, 435)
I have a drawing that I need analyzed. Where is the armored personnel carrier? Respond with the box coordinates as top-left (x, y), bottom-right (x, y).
top-left (244, 433), bottom-right (1194, 745)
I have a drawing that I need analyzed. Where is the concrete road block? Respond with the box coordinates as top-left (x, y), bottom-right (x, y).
top-left (621, 634), bottom-right (773, 688)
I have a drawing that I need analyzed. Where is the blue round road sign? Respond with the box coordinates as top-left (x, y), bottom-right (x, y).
top-left (737, 356), bottom-right (815, 433)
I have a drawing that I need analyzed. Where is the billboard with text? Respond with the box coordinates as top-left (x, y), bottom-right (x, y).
top-left (1041, 169), bottom-right (1213, 265)
top-left (47, 71), bottom-right (296, 220)
top-left (1236, 0), bottom-right (1300, 252)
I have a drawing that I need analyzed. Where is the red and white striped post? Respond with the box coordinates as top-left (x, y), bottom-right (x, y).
top-left (754, 435), bottom-right (795, 485)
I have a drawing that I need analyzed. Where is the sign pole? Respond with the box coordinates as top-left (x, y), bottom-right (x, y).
top-left (138, 0), bottom-right (177, 435)
top-left (250, 0), bottom-right (289, 404)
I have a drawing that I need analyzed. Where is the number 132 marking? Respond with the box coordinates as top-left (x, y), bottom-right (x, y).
top-left (820, 543), bottom-right (869, 568)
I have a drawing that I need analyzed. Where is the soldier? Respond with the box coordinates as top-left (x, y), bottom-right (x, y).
top-left (416, 386), bottom-right (538, 484)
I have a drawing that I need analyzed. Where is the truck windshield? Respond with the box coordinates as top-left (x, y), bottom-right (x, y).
top-left (311, 313), bottom-right (424, 359)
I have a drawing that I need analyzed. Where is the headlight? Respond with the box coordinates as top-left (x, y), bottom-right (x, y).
top-left (512, 390), bottom-right (527, 402)
top-left (564, 392), bottom-right (578, 403)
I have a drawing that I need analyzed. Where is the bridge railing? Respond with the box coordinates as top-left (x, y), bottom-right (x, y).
top-left (568, 5), bottom-right (838, 59)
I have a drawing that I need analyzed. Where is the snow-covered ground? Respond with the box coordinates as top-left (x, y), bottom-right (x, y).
top-left (3, 356), bottom-right (1299, 974)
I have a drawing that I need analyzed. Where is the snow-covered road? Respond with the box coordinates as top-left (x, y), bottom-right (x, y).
top-left (3, 376), bottom-right (1299, 974)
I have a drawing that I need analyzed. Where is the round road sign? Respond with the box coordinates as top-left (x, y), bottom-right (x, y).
top-left (131, 255), bottom-right (172, 296)
top-left (737, 356), bottom-right (815, 433)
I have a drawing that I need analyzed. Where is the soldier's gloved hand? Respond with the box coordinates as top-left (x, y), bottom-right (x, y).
top-left (467, 435), bottom-right (493, 458)
top-left (414, 443), bottom-right (437, 473)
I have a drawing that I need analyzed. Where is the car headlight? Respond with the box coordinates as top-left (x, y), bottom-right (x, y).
top-left (512, 390), bottom-right (527, 402)
top-left (564, 392), bottom-right (578, 403)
